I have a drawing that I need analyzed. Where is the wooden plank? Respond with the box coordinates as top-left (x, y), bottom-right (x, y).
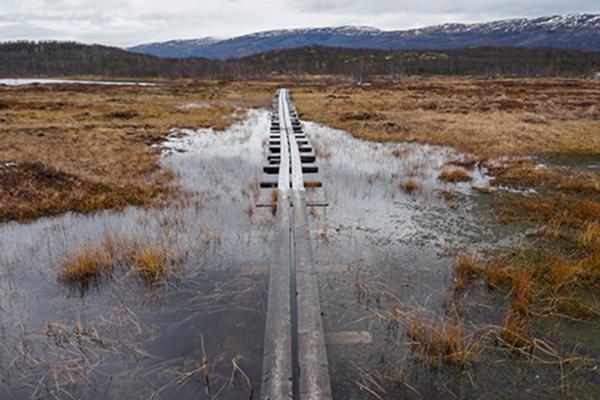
top-left (326, 331), bottom-right (372, 345)
top-left (260, 89), bottom-right (332, 400)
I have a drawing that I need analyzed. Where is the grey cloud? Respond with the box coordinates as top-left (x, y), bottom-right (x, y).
top-left (0, 0), bottom-right (598, 46)
top-left (288, 0), bottom-right (600, 20)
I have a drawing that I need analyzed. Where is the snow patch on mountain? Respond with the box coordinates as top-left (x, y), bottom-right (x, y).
top-left (128, 14), bottom-right (600, 59)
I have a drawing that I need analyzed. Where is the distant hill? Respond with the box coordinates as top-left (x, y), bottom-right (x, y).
top-left (0, 41), bottom-right (227, 79)
top-left (240, 46), bottom-right (600, 78)
top-left (128, 38), bottom-right (221, 58)
top-left (128, 14), bottom-right (600, 59)
top-left (1, 41), bottom-right (599, 79)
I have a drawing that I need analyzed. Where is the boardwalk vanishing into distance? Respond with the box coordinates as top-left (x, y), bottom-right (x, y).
top-left (260, 89), bottom-right (332, 400)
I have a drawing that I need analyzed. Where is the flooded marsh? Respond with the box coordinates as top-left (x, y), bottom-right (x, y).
top-left (0, 79), bottom-right (598, 399)
top-left (0, 111), bottom-right (272, 399)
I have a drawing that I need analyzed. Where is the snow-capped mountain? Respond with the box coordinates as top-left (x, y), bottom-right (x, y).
top-left (128, 14), bottom-right (600, 59)
top-left (128, 37), bottom-right (221, 58)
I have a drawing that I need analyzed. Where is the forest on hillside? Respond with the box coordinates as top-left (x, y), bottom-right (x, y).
top-left (1, 41), bottom-right (599, 80)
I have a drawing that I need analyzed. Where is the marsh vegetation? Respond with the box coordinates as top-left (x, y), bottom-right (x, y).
top-left (0, 77), bottom-right (598, 399)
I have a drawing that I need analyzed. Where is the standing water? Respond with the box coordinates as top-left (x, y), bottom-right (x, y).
top-left (0, 110), bottom-right (270, 399)
top-left (1, 109), bottom-right (594, 399)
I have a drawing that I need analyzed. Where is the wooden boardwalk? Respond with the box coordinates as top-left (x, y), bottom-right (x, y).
top-left (260, 89), bottom-right (332, 400)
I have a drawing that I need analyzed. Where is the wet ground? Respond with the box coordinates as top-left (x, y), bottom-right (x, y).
top-left (303, 123), bottom-right (599, 399)
top-left (536, 153), bottom-right (600, 174)
top-left (0, 109), bottom-right (597, 399)
top-left (0, 78), bottom-right (156, 86)
top-left (0, 111), bottom-right (269, 399)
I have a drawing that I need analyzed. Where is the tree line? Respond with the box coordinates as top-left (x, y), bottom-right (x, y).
top-left (1, 41), bottom-right (599, 80)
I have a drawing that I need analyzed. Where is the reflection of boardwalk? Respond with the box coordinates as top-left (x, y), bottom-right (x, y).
top-left (260, 89), bottom-right (332, 399)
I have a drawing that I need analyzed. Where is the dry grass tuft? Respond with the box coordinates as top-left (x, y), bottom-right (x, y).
top-left (391, 147), bottom-right (409, 158)
top-left (475, 186), bottom-right (494, 194)
top-left (270, 189), bottom-right (278, 215)
top-left (511, 267), bottom-right (533, 316)
top-left (439, 167), bottom-right (472, 183)
top-left (482, 260), bottom-right (511, 289)
top-left (439, 190), bottom-right (455, 200)
top-left (133, 246), bottom-right (169, 284)
top-left (500, 311), bottom-right (529, 348)
top-left (57, 237), bottom-right (117, 291)
top-left (547, 256), bottom-right (578, 288)
top-left (453, 252), bottom-right (480, 290)
top-left (400, 180), bottom-right (421, 194)
top-left (57, 248), bottom-right (106, 290)
top-left (408, 315), bottom-right (478, 368)
top-left (557, 176), bottom-right (600, 194)
top-left (57, 237), bottom-right (180, 290)
top-left (576, 221), bottom-right (600, 252)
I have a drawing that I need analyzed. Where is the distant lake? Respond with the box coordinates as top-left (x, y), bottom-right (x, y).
top-left (0, 78), bottom-right (157, 86)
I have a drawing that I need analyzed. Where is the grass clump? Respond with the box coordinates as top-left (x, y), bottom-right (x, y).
top-left (134, 246), bottom-right (169, 284)
top-left (482, 260), bottom-right (511, 289)
top-left (57, 238), bottom-right (116, 291)
top-left (57, 248), bottom-right (105, 290)
top-left (270, 189), bottom-right (278, 215)
top-left (439, 167), bottom-right (472, 183)
top-left (500, 311), bottom-right (529, 348)
top-left (576, 221), bottom-right (600, 252)
top-left (408, 315), bottom-right (478, 368)
top-left (391, 147), bottom-right (409, 158)
top-left (400, 180), bottom-right (421, 194)
top-left (510, 267), bottom-right (533, 316)
top-left (57, 237), bottom-right (180, 291)
top-left (453, 252), bottom-right (480, 290)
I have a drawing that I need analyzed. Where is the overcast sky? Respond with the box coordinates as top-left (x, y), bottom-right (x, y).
top-left (0, 0), bottom-right (598, 47)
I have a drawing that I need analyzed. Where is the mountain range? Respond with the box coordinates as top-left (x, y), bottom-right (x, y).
top-left (128, 14), bottom-right (600, 60)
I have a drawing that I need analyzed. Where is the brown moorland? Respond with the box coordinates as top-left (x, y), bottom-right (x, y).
top-left (292, 77), bottom-right (600, 156)
top-left (0, 80), bottom-right (275, 222)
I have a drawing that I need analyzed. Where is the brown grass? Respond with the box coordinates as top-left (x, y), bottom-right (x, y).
top-left (453, 252), bottom-right (480, 290)
top-left (475, 186), bottom-right (494, 194)
top-left (511, 268), bottom-right (533, 316)
top-left (292, 77), bottom-right (600, 157)
top-left (391, 147), bottom-right (409, 158)
top-left (57, 247), bottom-right (107, 289)
top-left (576, 221), bottom-right (600, 252)
top-left (408, 315), bottom-right (478, 368)
top-left (490, 161), bottom-right (600, 195)
top-left (400, 180), bottom-right (421, 194)
top-left (0, 80), bottom-right (275, 222)
top-left (57, 237), bottom-right (180, 290)
top-left (57, 237), bottom-right (117, 291)
top-left (483, 260), bottom-right (511, 290)
top-left (439, 167), bottom-right (472, 183)
top-left (547, 256), bottom-right (578, 288)
top-left (270, 189), bottom-right (278, 215)
top-left (133, 246), bottom-right (169, 284)
top-left (500, 311), bottom-right (530, 348)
